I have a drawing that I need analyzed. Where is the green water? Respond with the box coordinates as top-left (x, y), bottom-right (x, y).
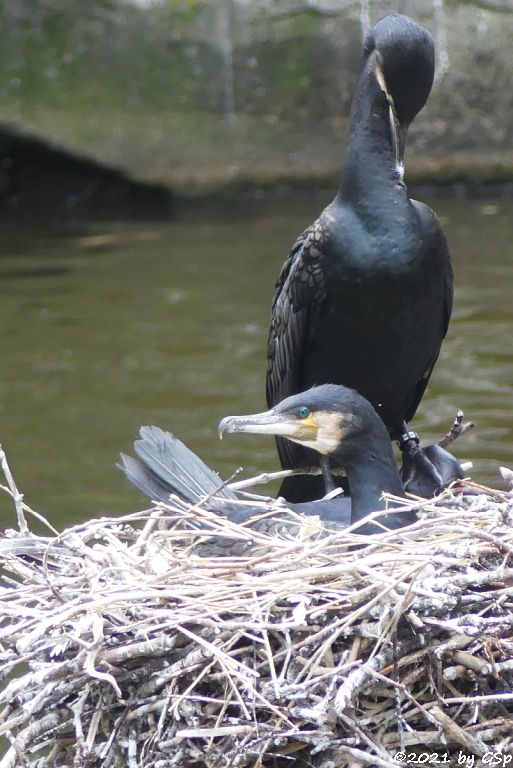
top-left (0, 199), bottom-right (512, 531)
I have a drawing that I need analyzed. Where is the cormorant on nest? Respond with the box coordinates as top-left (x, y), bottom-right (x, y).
top-left (120, 385), bottom-right (464, 535)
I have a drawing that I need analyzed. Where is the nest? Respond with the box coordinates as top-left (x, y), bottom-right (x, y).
top-left (1, 451), bottom-right (513, 768)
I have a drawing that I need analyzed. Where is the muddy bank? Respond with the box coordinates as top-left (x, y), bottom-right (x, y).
top-left (1, 122), bottom-right (513, 218)
top-left (0, 125), bottom-right (172, 218)
top-left (1, 0), bottom-right (512, 213)
top-left (5, 128), bottom-right (511, 214)
top-left (170, 151), bottom-right (513, 206)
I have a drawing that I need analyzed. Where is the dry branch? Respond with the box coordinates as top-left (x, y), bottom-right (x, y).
top-left (1, 465), bottom-right (513, 766)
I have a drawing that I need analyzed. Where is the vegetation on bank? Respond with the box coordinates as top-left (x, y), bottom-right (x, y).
top-left (0, 0), bottom-right (512, 198)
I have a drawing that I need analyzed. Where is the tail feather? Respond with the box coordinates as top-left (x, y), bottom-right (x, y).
top-left (118, 453), bottom-right (174, 503)
top-left (121, 426), bottom-right (237, 506)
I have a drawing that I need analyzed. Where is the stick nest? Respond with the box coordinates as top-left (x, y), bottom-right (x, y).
top-left (2, 483), bottom-right (513, 767)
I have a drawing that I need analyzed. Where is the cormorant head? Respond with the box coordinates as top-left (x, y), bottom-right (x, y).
top-left (218, 384), bottom-right (386, 461)
top-left (364, 14), bottom-right (435, 127)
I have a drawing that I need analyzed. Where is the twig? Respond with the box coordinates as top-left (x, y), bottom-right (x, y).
top-left (0, 488), bottom-right (59, 535)
top-left (443, 693), bottom-right (513, 704)
top-left (0, 444), bottom-right (28, 535)
top-left (228, 466), bottom-right (345, 491)
top-left (438, 409), bottom-right (475, 449)
top-left (327, 745), bottom-right (399, 768)
top-left (334, 649), bottom-right (394, 715)
top-left (429, 705), bottom-right (488, 755)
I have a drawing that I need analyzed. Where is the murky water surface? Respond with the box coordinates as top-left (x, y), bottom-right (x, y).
top-left (0, 199), bottom-right (512, 528)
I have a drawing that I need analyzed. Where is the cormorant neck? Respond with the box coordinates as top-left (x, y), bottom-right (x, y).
top-left (339, 57), bottom-right (407, 207)
top-left (338, 425), bottom-right (405, 524)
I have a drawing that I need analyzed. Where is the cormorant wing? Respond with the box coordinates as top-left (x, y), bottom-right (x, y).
top-left (403, 200), bottom-right (454, 422)
top-left (266, 217), bottom-right (330, 470)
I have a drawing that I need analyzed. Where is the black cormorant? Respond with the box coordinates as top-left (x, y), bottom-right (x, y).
top-left (120, 384), bottom-right (417, 534)
top-left (266, 14), bottom-right (453, 502)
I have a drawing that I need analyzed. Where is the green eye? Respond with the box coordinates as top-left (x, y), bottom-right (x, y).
top-left (297, 406), bottom-right (311, 419)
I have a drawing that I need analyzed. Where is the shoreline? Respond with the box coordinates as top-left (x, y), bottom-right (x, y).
top-left (1, 122), bottom-right (513, 217)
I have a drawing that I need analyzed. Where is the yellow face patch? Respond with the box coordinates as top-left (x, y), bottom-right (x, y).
top-left (301, 412), bottom-right (319, 430)
top-left (294, 411), bottom-right (319, 441)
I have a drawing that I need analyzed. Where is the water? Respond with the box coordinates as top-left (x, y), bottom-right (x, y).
top-left (0, 199), bottom-right (512, 530)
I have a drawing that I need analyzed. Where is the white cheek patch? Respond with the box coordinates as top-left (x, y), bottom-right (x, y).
top-left (295, 430), bottom-right (342, 455)
top-left (290, 411), bottom-right (346, 455)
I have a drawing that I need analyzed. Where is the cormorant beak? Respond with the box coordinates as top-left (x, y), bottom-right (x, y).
top-left (218, 409), bottom-right (319, 442)
top-left (375, 58), bottom-right (405, 179)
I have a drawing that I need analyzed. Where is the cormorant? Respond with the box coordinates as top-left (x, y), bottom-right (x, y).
top-left (266, 14), bottom-right (453, 502)
top-left (120, 384), bottom-right (417, 534)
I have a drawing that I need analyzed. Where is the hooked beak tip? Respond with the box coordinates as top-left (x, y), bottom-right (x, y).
top-left (218, 414), bottom-right (248, 439)
top-left (218, 417), bottom-right (230, 440)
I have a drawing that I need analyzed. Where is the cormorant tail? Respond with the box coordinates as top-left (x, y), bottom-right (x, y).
top-left (119, 426), bottom-right (237, 506)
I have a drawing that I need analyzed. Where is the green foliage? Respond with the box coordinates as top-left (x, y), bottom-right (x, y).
top-left (0, 0), bottom-right (511, 187)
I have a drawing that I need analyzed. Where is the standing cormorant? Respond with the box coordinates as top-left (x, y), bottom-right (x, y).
top-left (120, 384), bottom-right (417, 534)
top-left (266, 15), bottom-right (453, 502)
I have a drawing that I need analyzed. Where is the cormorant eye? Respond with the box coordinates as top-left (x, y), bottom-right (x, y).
top-left (297, 406), bottom-right (311, 419)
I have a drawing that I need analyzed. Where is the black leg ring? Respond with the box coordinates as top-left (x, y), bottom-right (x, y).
top-left (398, 430), bottom-right (420, 449)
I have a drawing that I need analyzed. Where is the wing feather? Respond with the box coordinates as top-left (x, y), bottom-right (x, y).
top-left (266, 215), bottom-right (331, 471)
